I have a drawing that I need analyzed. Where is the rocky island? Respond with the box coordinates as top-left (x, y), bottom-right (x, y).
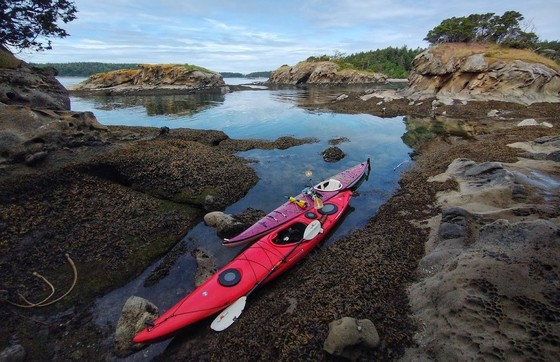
top-left (268, 60), bottom-right (387, 85)
top-left (70, 63), bottom-right (228, 96)
top-left (1, 42), bottom-right (559, 361)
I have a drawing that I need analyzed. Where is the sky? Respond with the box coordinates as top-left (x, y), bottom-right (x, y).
top-left (17, 0), bottom-right (560, 74)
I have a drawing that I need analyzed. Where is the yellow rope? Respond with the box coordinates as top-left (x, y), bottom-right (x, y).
top-left (1, 253), bottom-right (78, 308)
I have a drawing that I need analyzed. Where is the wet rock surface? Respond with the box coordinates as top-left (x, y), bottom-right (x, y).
top-left (0, 122), bottom-right (315, 360)
top-left (114, 296), bottom-right (159, 357)
top-left (159, 108), bottom-right (558, 361)
top-left (321, 146), bottom-right (346, 162)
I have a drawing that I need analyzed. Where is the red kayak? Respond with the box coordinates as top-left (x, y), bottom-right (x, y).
top-left (223, 159), bottom-right (370, 247)
top-left (133, 190), bottom-right (353, 344)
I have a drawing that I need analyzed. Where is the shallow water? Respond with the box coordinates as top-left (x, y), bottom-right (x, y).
top-left (59, 77), bottom-right (414, 359)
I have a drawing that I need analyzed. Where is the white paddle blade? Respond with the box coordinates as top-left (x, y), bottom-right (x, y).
top-left (211, 296), bottom-right (247, 331)
top-left (303, 220), bottom-right (323, 240)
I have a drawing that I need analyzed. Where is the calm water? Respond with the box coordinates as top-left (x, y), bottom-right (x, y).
top-left (59, 77), bottom-right (413, 360)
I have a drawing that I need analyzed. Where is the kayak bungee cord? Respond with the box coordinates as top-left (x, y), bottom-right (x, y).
top-left (1, 253), bottom-right (78, 308)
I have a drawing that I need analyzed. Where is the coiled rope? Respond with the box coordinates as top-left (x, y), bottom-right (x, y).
top-left (1, 253), bottom-right (78, 308)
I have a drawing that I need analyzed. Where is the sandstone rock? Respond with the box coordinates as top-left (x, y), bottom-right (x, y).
top-left (324, 317), bottom-right (380, 358)
top-left (0, 48), bottom-right (70, 110)
top-left (408, 150), bottom-right (560, 361)
top-left (461, 53), bottom-right (488, 72)
top-left (438, 207), bottom-right (472, 240)
top-left (114, 296), bottom-right (159, 357)
top-left (268, 61), bottom-right (386, 85)
top-left (406, 218), bottom-right (560, 361)
top-left (546, 150), bottom-right (560, 161)
top-left (360, 89), bottom-right (403, 102)
top-left (403, 44), bottom-right (560, 104)
top-left (73, 64), bottom-right (226, 94)
top-left (0, 105), bottom-right (109, 164)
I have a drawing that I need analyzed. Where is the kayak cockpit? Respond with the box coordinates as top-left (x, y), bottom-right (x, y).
top-left (273, 222), bottom-right (307, 244)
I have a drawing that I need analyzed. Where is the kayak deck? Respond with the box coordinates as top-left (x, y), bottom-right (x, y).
top-left (133, 190), bottom-right (353, 344)
top-left (223, 159), bottom-right (369, 247)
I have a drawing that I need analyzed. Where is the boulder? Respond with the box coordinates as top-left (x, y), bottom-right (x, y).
top-left (114, 296), bottom-right (159, 357)
top-left (204, 211), bottom-right (245, 238)
top-left (323, 317), bottom-right (380, 359)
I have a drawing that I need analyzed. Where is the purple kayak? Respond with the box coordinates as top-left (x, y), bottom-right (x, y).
top-left (223, 159), bottom-right (370, 247)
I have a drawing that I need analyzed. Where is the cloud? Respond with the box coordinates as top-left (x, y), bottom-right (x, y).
top-left (17, 0), bottom-right (560, 73)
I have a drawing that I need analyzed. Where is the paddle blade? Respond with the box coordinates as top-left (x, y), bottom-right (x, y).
top-left (211, 296), bottom-right (247, 331)
top-left (303, 220), bottom-right (323, 240)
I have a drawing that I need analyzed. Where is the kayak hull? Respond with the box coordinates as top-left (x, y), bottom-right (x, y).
top-left (223, 159), bottom-right (369, 247)
top-left (133, 190), bottom-right (353, 344)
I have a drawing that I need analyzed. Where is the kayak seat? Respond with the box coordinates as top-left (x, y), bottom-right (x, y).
top-left (273, 222), bottom-right (307, 244)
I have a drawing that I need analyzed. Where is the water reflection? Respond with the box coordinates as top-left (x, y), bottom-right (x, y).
top-left (402, 116), bottom-right (478, 148)
top-left (77, 93), bottom-right (226, 116)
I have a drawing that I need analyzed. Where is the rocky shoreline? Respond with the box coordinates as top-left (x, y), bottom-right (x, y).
top-left (1, 90), bottom-right (559, 361)
top-left (153, 96), bottom-right (559, 361)
top-left (2, 43), bottom-right (559, 360)
top-left (0, 123), bottom-right (316, 361)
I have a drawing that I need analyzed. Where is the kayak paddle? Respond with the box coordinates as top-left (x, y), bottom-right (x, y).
top-left (210, 220), bottom-right (323, 331)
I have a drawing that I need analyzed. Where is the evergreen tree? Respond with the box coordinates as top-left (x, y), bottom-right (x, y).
top-left (0, 0), bottom-right (77, 52)
top-left (424, 11), bottom-right (538, 49)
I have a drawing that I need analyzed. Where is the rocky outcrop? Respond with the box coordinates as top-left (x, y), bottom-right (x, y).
top-left (0, 48), bottom-right (109, 166)
top-left (404, 141), bottom-right (560, 361)
top-left (0, 104), bottom-right (108, 165)
top-left (403, 43), bottom-right (560, 104)
top-left (72, 64), bottom-right (227, 95)
top-left (268, 61), bottom-right (386, 85)
top-left (0, 47), bottom-right (69, 110)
